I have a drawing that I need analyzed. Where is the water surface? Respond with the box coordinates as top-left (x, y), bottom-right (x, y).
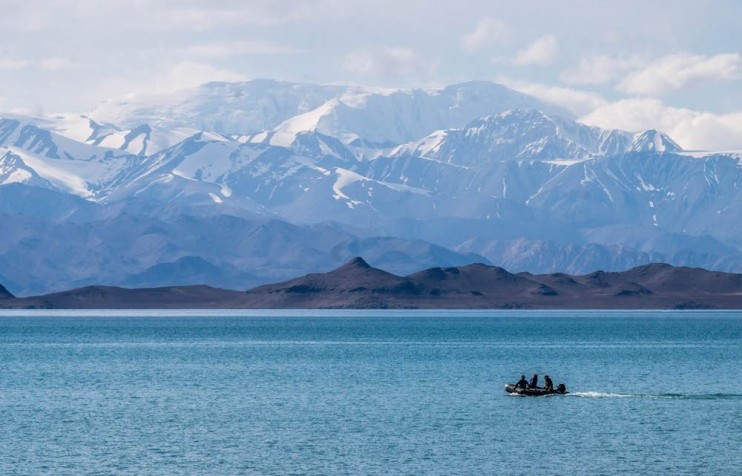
top-left (0, 310), bottom-right (740, 475)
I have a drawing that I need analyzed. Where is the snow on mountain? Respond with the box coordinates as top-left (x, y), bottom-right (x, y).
top-left (103, 130), bottom-right (437, 226)
top-left (90, 79), bottom-right (566, 147)
top-left (390, 109), bottom-right (637, 166)
top-left (0, 114), bottom-right (223, 198)
top-left (0, 116), bottom-right (138, 197)
top-left (0, 112), bottom-right (196, 157)
top-left (87, 123), bottom-right (197, 155)
top-left (272, 81), bottom-right (568, 147)
top-left (1, 102), bottom-right (724, 240)
top-left (80, 105), bottom-right (738, 259)
top-left (0, 151), bottom-right (40, 186)
top-left (7, 113), bottom-right (198, 155)
top-left (0, 148), bottom-right (96, 197)
top-left (525, 151), bottom-right (742, 239)
top-left (89, 79), bottom-right (348, 134)
top-left (0, 79), bottom-right (739, 290)
top-left (630, 129), bottom-right (682, 152)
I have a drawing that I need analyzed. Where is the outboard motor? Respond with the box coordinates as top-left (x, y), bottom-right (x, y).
top-left (556, 383), bottom-right (567, 394)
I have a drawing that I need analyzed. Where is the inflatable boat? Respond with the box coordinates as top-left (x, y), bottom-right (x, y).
top-left (505, 383), bottom-right (567, 396)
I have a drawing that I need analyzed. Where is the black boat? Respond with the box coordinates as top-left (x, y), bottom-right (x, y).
top-left (505, 383), bottom-right (568, 396)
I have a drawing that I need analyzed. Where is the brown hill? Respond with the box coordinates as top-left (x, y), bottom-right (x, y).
top-left (1, 258), bottom-right (740, 309)
top-left (236, 257), bottom-right (425, 308)
top-left (2, 285), bottom-right (241, 309)
top-left (235, 259), bottom-right (742, 309)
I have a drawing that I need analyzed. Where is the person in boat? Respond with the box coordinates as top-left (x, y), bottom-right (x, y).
top-left (529, 373), bottom-right (539, 389)
top-left (515, 375), bottom-right (529, 390)
top-left (544, 375), bottom-right (553, 392)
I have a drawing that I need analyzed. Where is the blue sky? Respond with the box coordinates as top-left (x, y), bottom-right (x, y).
top-left (1, 0), bottom-right (741, 149)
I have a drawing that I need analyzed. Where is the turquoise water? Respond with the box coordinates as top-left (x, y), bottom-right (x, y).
top-left (0, 310), bottom-right (740, 475)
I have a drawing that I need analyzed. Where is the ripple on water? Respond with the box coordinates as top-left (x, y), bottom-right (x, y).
top-left (0, 311), bottom-right (740, 475)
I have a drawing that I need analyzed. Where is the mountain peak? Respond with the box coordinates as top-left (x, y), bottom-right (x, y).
top-left (340, 257), bottom-right (372, 270)
top-left (631, 129), bottom-right (682, 152)
top-left (0, 283), bottom-right (13, 299)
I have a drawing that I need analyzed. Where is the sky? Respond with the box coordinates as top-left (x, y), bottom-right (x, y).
top-left (1, 0), bottom-right (741, 150)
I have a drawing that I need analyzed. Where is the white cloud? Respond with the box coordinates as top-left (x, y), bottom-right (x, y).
top-left (344, 47), bottom-right (438, 80)
top-left (158, 0), bottom-right (350, 29)
top-left (0, 58), bottom-right (29, 70)
top-left (617, 53), bottom-right (742, 96)
top-left (460, 18), bottom-right (508, 53)
top-left (0, 0), bottom-right (341, 32)
top-left (155, 62), bottom-right (248, 91)
top-left (580, 98), bottom-right (742, 150)
top-left (501, 75), bottom-right (742, 150)
top-left (96, 61), bottom-right (248, 101)
top-left (0, 57), bottom-right (81, 72)
top-left (560, 54), bottom-right (645, 85)
top-left (38, 57), bottom-right (81, 71)
top-left (179, 41), bottom-right (300, 59)
top-left (161, 5), bottom-right (292, 30)
top-left (513, 35), bottom-right (558, 66)
top-left (497, 77), bottom-right (607, 116)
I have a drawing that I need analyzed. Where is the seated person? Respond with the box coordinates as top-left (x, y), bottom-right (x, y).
top-left (529, 373), bottom-right (539, 389)
top-left (515, 375), bottom-right (529, 389)
top-left (544, 375), bottom-right (553, 391)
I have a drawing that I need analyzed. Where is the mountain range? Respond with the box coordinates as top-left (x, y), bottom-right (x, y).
top-left (1, 79), bottom-right (740, 296)
top-left (1, 258), bottom-right (739, 309)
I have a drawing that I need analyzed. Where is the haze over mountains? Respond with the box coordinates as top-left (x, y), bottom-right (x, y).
top-left (1, 79), bottom-right (740, 296)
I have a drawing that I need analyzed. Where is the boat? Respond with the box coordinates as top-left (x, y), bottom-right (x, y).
top-left (505, 383), bottom-right (568, 396)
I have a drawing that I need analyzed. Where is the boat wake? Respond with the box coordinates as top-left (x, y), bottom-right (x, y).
top-left (568, 391), bottom-right (742, 400)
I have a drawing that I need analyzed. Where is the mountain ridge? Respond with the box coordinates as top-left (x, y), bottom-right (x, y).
top-left (1, 79), bottom-right (740, 295)
top-left (2, 258), bottom-right (739, 309)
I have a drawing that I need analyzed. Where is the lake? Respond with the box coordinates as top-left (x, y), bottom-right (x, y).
top-left (0, 310), bottom-right (740, 475)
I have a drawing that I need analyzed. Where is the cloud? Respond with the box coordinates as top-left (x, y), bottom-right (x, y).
top-left (344, 47), bottom-right (438, 80)
top-left (501, 76), bottom-right (742, 149)
top-left (159, 4), bottom-right (294, 30)
top-left (617, 53), bottom-right (742, 96)
top-left (460, 18), bottom-right (507, 53)
top-left (513, 35), bottom-right (558, 66)
top-left (0, 0), bottom-right (344, 33)
top-left (560, 54), bottom-right (645, 85)
top-left (96, 61), bottom-right (248, 101)
top-left (0, 58), bottom-right (29, 70)
top-left (156, 62), bottom-right (248, 91)
top-left (178, 41), bottom-right (300, 59)
top-left (497, 77), bottom-right (607, 117)
top-left (38, 57), bottom-right (81, 71)
top-left (580, 98), bottom-right (742, 150)
top-left (150, 0), bottom-right (350, 30)
top-left (0, 57), bottom-right (81, 72)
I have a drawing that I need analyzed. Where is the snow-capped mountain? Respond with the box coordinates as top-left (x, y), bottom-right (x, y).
top-left (91, 79), bottom-right (566, 146)
top-left (630, 129), bottom-right (682, 152)
top-left (89, 79), bottom-right (348, 134)
top-left (0, 79), bottom-right (740, 295)
top-left (0, 113), bottom-right (196, 156)
top-left (390, 109), bottom-right (634, 165)
top-left (267, 80), bottom-right (568, 147)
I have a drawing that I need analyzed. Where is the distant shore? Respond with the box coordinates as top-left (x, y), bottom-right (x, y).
top-left (2, 258), bottom-right (740, 310)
